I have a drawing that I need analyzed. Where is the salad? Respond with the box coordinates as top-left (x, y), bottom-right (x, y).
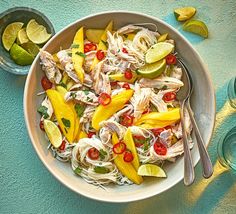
top-left (37, 21), bottom-right (193, 186)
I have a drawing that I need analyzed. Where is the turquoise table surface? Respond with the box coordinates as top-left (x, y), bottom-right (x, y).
top-left (1, 0), bottom-right (236, 213)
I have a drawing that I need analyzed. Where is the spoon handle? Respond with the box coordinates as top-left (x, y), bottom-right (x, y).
top-left (180, 101), bottom-right (195, 186)
top-left (186, 100), bottom-right (213, 178)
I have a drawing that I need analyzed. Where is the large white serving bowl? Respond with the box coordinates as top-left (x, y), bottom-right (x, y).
top-left (24, 11), bottom-right (215, 203)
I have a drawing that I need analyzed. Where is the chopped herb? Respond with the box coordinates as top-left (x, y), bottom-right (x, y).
top-left (67, 52), bottom-right (72, 57)
top-left (75, 51), bottom-right (86, 58)
top-left (37, 106), bottom-right (49, 119)
top-left (162, 85), bottom-right (168, 90)
top-left (61, 118), bottom-right (71, 128)
top-left (167, 104), bottom-right (172, 108)
top-left (83, 90), bottom-right (89, 95)
top-left (64, 128), bottom-right (68, 133)
top-left (86, 97), bottom-right (93, 102)
top-left (71, 44), bottom-right (80, 49)
top-left (59, 82), bottom-right (67, 89)
top-left (99, 149), bottom-right (107, 160)
top-left (70, 92), bottom-right (76, 99)
top-left (74, 103), bottom-right (86, 117)
top-left (143, 141), bottom-right (149, 151)
top-left (94, 166), bottom-right (109, 174)
top-left (74, 166), bottom-right (82, 174)
top-left (101, 40), bottom-right (108, 47)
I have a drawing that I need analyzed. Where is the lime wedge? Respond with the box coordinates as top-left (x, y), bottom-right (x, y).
top-left (26, 19), bottom-right (51, 44)
top-left (145, 42), bottom-right (174, 64)
top-left (157, 33), bottom-right (168, 42)
top-left (2, 22), bottom-right (24, 51)
top-left (10, 43), bottom-right (34, 65)
top-left (43, 119), bottom-right (62, 148)
top-left (138, 164), bottom-right (166, 177)
top-left (21, 41), bottom-right (40, 57)
top-left (183, 20), bottom-right (208, 38)
top-left (174, 7), bottom-right (196, 21)
top-left (17, 28), bottom-right (29, 44)
top-left (137, 59), bottom-right (166, 79)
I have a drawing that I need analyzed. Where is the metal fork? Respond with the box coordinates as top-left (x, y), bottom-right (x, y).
top-left (177, 57), bottom-right (213, 179)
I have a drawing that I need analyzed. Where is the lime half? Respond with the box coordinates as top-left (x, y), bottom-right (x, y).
top-left (10, 43), bottom-right (34, 65)
top-left (145, 42), bottom-right (174, 63)
top-left (17, 28), bottom-right (29, 44)
top-left (43, 119), bottom-right (62, 148)
top-left (183, 20), bottom-right (208, 38)
top-left (26, 19), bottom-right (51, 44)
top-left (138, 164), bottom-right (167, 177)
top-left (174, 7), bottom-right (196, 21)
top-left (2, 22), bottom-right (24, 51)
top-left (137, 59), bottom-right (166, 78)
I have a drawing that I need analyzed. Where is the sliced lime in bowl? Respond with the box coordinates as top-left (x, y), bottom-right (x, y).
top-left (138, 164), bottom-right (167, 177)
top-left (17, 28), bottom-right (29, 44)
top-left (137, 58), bottom-right (166, 79)
top-left (145, 42), bottom-right (174, 64)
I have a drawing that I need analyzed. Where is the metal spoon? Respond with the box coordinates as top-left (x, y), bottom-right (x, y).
top-left (177, 58), bottom-right (213, 178)
top-left (176, 61), bottom-right (195, 186)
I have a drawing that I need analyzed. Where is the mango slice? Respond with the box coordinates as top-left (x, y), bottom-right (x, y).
top-left (85, 29), bottom-right (104, 43)
top-left (90, 21), bottom-right (113, 71)
top-left (112, 133), bottom-right (143, 184)
top-left (92, 89), bottom-right (134, 130)
top-left (135, 108), bottom-right (180, 128)
top-left (46, 89), bottom-right (75, 143)
top-left (72, 27), bottom-right (85, 83)
top-left (55, 86), bottom-right (80, 141)
top-left (124, 128), bottom-right (140, 171)
top-left (109, 72), bottom-right (138, 83)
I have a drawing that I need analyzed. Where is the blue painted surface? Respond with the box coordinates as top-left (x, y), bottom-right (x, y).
top-left (0, 1), bottom-right (236, 213)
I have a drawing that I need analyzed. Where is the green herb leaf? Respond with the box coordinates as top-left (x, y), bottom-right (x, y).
top-left (71, 44), bottom-right (80, 49)
top-left (74, 103), bottom-right (86, 117)
top-left (75, 51), bottom-right (86, 58)
top-left (74, 166), bottom-right (82, 174)
top-left (70, 92), bottom-right (76, 99)
top-left (37, 106), bottom-right (49, 119)
top-left (61, 118), bottom-right (71, 128)
top-left (123, 34), bottom-right (128, 38)
top-left (162, 85), bottom-right (168, 90)
top-left (94, 166), bottom-right (109, 174)
top-left (101, 40), bottom-right (108, 47)
top-left (67, 52), bottom-right (72, 57)
top-left (59, 82), bottom-right (67, 89)
top-left (99, 149), bottom-right (107, 160)
top-left (83, 90), bottom-right (89, 95)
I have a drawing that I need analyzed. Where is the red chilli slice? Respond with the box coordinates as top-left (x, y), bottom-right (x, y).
top-left (122, 83), bottom-right (130, 90)
top-left (59, 140), bottom-right (66, 151)
top-left (96, 50), bottom-right (105, 60)
top-left (84, 43), bottom-right (97, 53)
top-left (41, 76), bottom-right (52, 90)
top-left (120, 114), bottom-right (134, 127)
top-left (166, 54), bottom-right (177, 65)
top-left (87, 147), bottom-right (100, 160)
top-left (123, 151), bottom-right (134, 162)
top-left (153, 142), bottom-right (167, 156)
top-left (112, 141), bottom-right (126, 154)
top-left (124, 69), bottom-right (133, 80)
top-left (88, 132), bottom-right (96, 138)
top-left (163, 92), bottom-right (176, 102)
top-left (98, 93), bottom-right (111, 106)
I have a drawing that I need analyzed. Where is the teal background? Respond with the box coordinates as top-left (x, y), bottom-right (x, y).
top-left (1, 0), bottom-right (236, 213)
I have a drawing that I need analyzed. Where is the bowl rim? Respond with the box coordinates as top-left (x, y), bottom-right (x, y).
top-left (24, 10), bottom-right (216, 203)
top-left (0, 6), bottom-right (55, 75)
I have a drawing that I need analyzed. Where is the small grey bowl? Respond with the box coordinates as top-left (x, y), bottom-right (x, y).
top-left (0, 7), bottom-right (55, 75)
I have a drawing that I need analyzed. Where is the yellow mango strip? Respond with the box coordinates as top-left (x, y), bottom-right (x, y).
top-left (52, 53), bottom-right (64, 70)
top-left (135, 108), bottom-right (180, 129)
top-left (46, 89), bottom-right (75, 143)
top-left (72, 27), bottom-right (85, 83)
top-left (109, 72), bottom-right (139, 83)
top-left (90, 21), bottom-right (113, 71)
top-left (77, 131), bottom-right (88, 140)
top-left (112, 133), bottom-right (143, 185)
top-left (124, 128), bottom-right (140, 171)
top-left (85, 29), bottom-right (104, 43)
top-left (122, 33), bottom-right (135, 41)
top-left (55, 86), bottom-right (80, 142)
top-left (92, 89), bottom-right (134, 130)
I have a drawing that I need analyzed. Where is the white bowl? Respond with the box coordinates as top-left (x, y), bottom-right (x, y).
top-left (24, 11), bottom-right (216, 202)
